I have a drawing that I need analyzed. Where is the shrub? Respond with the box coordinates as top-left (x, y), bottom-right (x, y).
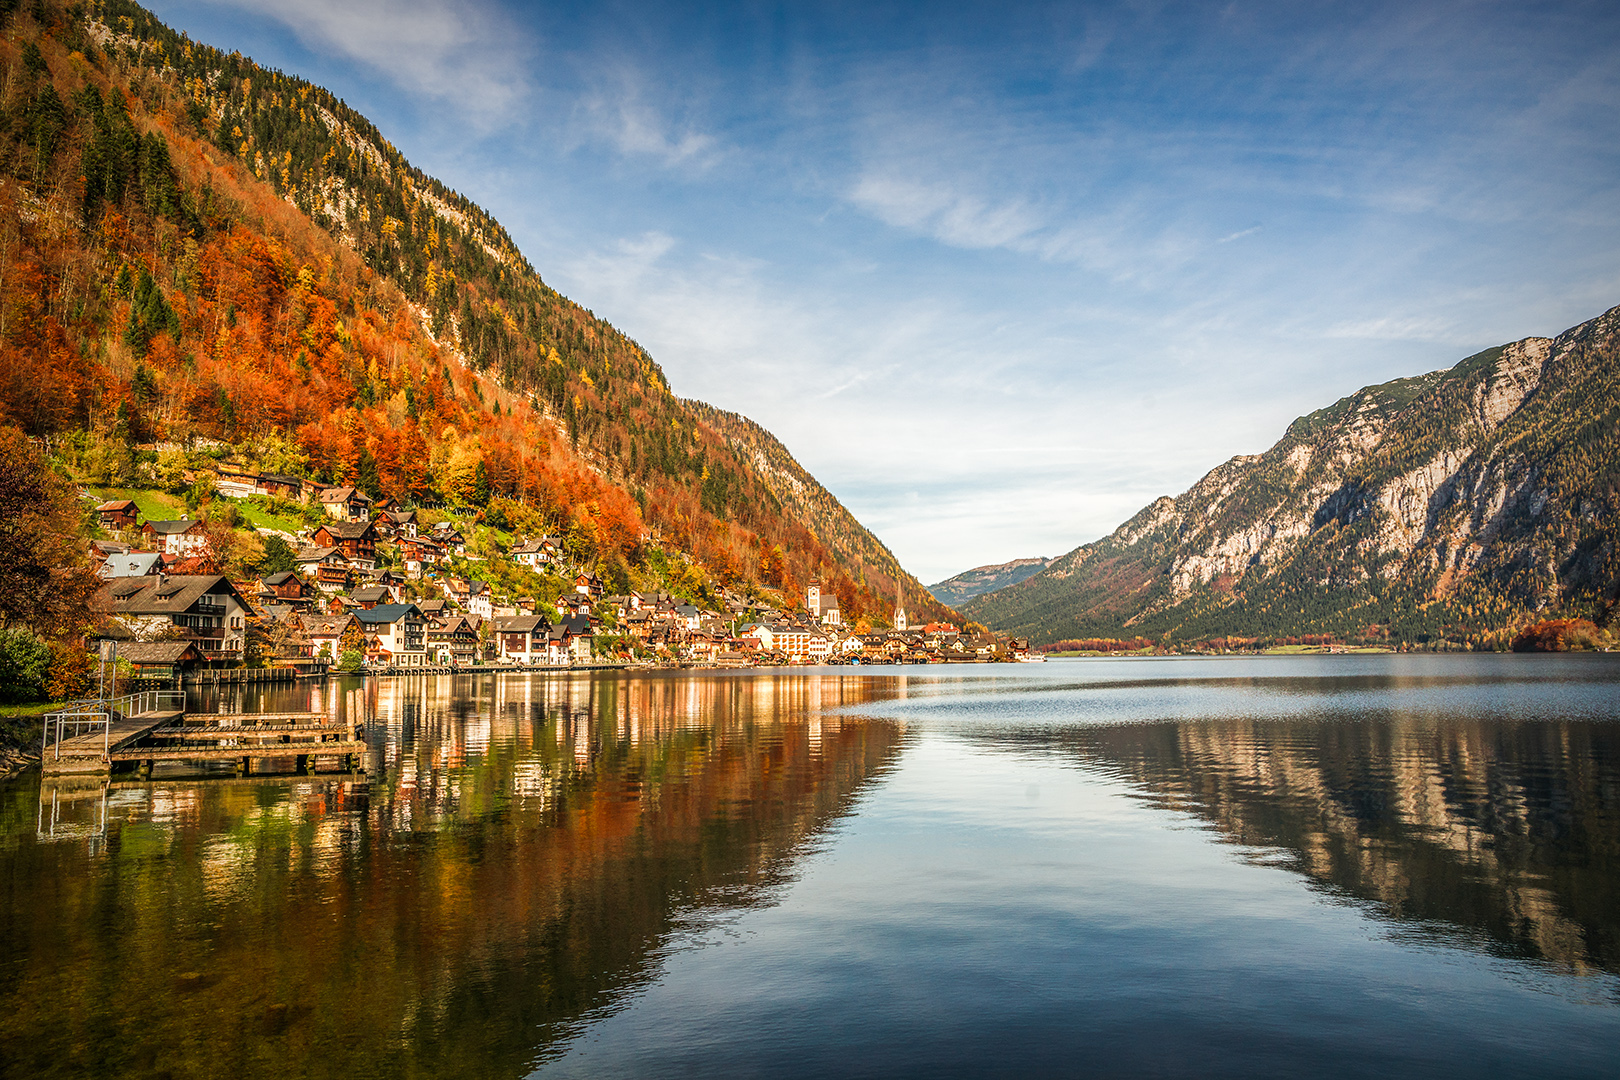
top-left (1510, 618), bottom-right (1607, 652)
top-left (0, 629), bottom-right (52, 703)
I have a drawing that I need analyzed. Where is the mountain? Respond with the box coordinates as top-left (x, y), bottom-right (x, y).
top-left (928, 558), bottom-right (1051, 607)
top-left (0, 0), bottom-right (949, 620)
top-left (966, 306), bottom-right (1620, 648)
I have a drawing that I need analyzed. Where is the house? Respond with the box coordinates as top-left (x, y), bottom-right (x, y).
top-left (428, 615), bottom-right (480, 665)
top-left (256, 473), bottom-right (305, 500)
top-left (430, 522), bottom-right (467, 557)
top-left (259, 570), bottom-right (316, 609)
top-left (294, 546), bottom-right (354, 593)
top-left (99, 551), bottom-right (164, 580)
top-left (213, 466), bottom-right (261, 498)
top-left (352, 603), bottom-right (427, 666)
top-left (464, 579), bottom-right (492, 619)
top-left (494, 614), bottom-right (551, 664)
top-left (95, 499), bottom-right (138, 530)
top-left (344, 584), bottom-right (393, 610)
top-left (674, 604), bottom-right (702, 631)
top-left (805, 580), bottom-right (842, 627)
top-left (399, 536), bottom-right (445, 576)
top-left (548, 614), bottom-right (594, 664)
top-left (141, 518), bottom-right (209, 557)
top-left (300, 613), bottom-right (358, 663)
top-left (116, 641), bottom-right (204, 682)
top-left (511, 536), bottom-right (560, 569)
top-left (374, 508), bottom-right (418, 540)
top-left (311, 520), bottom-right (378, 571)
top-left (318, 485), bottom-right (373, 522)
top-left (102, 574), bottom-right (251, 661)
top-left (573, 572), bottom-right (603, 598)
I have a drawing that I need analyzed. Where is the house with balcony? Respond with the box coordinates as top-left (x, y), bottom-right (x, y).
top-left (294, 546), bottom-right (355, 593)
top-left (102, 574), bottom-right (251, 662)
top-left (141, 518), bottom-right (210, 557)
top-left (299, 613), bottom-right (358, 663)
top-left (493, 614), bottom-right (551, 664)
top-left (428, 615), bottom-right (480, 665)
top-left (353, 603), bottom-right (427, 666)
top-left (511, 535), bottom-right (561, 569)
top-left (318, 485), bottom-right (373, 522)
top-left (312, 520), bottom-right (378, 572)
top-left (95, 499), bottom-right (138, 530)
top-left (374, 508), bottom-right (418, 540)
top-left (548, 614), bottom-right (595, 664)
top-left (258, 570), bottom-right (317, 610)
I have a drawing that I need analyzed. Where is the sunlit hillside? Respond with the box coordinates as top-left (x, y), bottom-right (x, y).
top-left (0, 0), bottom-right (955, 623)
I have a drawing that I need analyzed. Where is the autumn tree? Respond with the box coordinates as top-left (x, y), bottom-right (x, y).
top-left (0, 426), bottom-right (100, 641)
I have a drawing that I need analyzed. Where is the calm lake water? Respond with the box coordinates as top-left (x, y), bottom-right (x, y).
top-left (2, 655), bottom-right (1618, 1078)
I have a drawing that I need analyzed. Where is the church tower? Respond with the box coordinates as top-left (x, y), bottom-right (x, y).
top-left (894, 603), bottom-right (908, 632)
top-left (807, 580), bottom-right (821, 615)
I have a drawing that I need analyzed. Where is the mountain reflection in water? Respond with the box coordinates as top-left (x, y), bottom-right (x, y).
top-left (948, 659), bottom-right (1620, 977)
top-left (0, 672), bottom-right (905, 1080)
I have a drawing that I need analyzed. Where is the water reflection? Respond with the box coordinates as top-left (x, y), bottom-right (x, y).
top-left (0, 672), bottom-right (905, 1080)
top-left (944, 658), bottom-right (1620, 977)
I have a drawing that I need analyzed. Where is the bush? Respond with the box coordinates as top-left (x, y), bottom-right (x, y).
top-left (1510, 618), bottom-right (1608, 652)
top-left (0, 629), bottom-right (52, 703)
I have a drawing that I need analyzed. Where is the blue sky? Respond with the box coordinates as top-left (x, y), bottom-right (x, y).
top-left (147, 0), bottom-right (1620, 584)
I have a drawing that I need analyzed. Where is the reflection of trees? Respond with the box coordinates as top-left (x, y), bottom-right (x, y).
top-left (0, 673), bottom-right (904, 1079)
top-left (1048, 717), bottom-right (1619, 974)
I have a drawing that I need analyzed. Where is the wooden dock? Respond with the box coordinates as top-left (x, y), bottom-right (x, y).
top-left (42, 704), bottom-right (365, 777)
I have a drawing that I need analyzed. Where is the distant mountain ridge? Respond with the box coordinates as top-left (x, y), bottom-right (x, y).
top-left (928, 558), bottom-right (1051, 606)
top-left (966, 305), bottom-right (1620, 646)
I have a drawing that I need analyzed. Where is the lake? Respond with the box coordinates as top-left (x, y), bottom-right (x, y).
top-left (2, 655), bottom-right (1617, 1078)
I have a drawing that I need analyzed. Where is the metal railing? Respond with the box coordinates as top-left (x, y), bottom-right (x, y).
top-left (41, 690), bottom-right (185, 761)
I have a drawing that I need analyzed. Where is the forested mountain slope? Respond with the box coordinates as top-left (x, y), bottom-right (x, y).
top-left (0, 0), bottom-right (947, 620)
top-left (928, 558), bottom-right (1051, 606)
top-left (967, 307), bottom-right (1620, 647)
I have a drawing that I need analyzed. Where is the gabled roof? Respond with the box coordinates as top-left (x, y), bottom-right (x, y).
top-left (301, 614), bottom-right (356, 637)
top-left (350, 585), bottom-right (391, 602)
top-left (294, 546), bottom-right (347, 563)
top-left (354, 603), bottom-right (421, 626)
top-left (143, 518), bottom-right (203, 535)
top-left (314, 519), bottom-right (377, 540)
top-left (494, 615), bottom-right (548, 633)
top-left (104, 574), bottom-right (243, 614)
top-left (118, 642), bottom-right (202, 664)
top-left (96, 499), bottom-right (137, 512)
top-left (100, 552), bottom-right (163, 579)
top-left (262, 570), bottom-right (300, 587)
top-left (319, 485), bottom-right (372, 504)
top-left (553, 614), bottom-right (593, 638)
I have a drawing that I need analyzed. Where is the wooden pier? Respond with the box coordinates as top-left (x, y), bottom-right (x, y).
top-left (42, 696), bottom-right (365, 778)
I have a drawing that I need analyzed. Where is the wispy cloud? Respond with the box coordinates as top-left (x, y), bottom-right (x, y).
top-left (193, 0), bottom-right (533, 122)
top-left (848, 174), bottom-right (1042, 250)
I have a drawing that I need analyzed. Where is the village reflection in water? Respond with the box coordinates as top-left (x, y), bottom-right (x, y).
top-left (1, 671), bottom-right (908, 1080)
top-left (4, 662), bottom-right (1618, 1080)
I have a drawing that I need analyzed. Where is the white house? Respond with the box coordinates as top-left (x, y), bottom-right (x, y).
top-left (353, 603), bottom-right (427, 666)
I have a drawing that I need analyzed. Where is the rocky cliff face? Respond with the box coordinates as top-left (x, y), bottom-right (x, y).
top-left (966, 306), bottom-right (1620, 645)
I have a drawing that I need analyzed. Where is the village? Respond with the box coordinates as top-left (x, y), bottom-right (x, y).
top-left (85, 469), bottom-right (1030, 684)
